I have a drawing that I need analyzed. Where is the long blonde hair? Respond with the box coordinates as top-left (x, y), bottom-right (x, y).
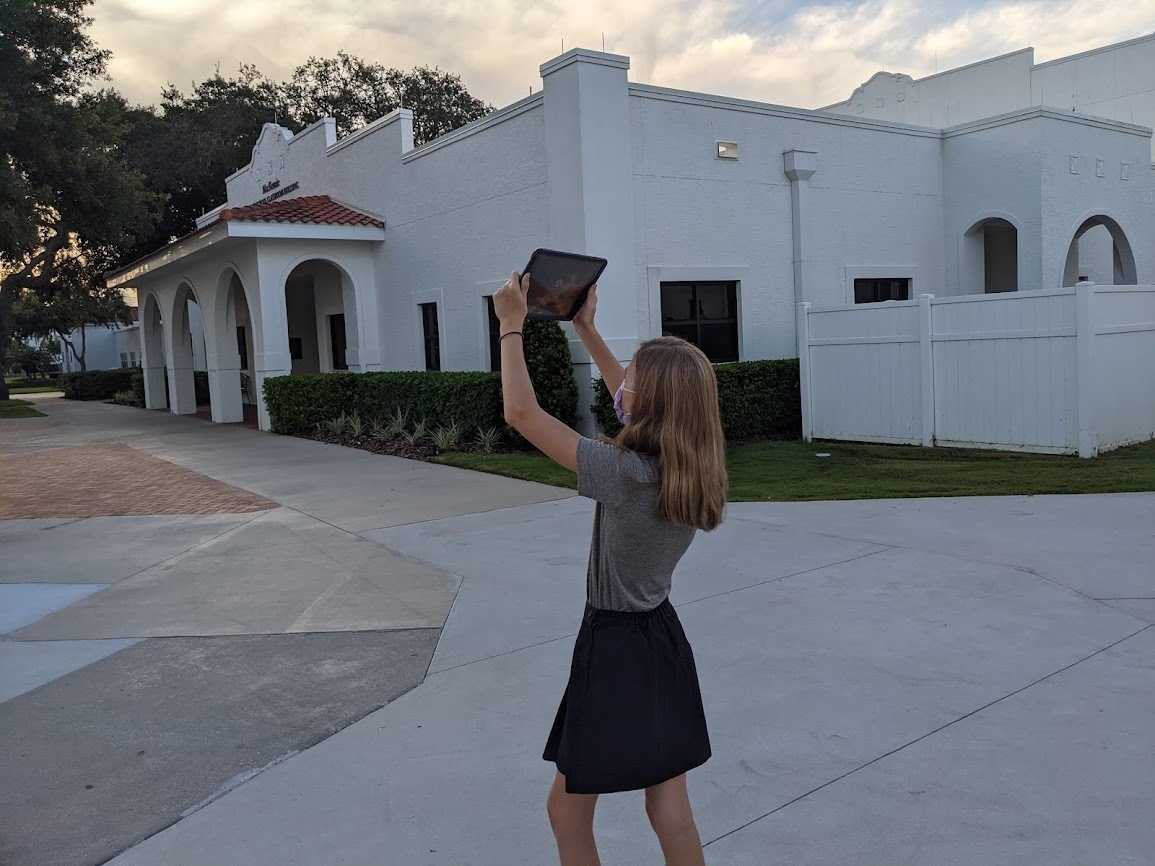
top-left (615, 336), bottom-right (727, 531)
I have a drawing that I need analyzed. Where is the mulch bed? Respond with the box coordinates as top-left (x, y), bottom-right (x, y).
top-left (303, 430), bottom-right (517, 461)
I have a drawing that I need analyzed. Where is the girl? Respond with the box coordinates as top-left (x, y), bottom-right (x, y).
top-left (493, 271), bottom-right (727, 866)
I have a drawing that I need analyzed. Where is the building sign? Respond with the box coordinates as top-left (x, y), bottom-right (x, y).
top-left (258, 181), bottom-right (299, 205)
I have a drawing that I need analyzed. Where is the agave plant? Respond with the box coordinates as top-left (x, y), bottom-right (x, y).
top-left (347, 411), bottom-right (366, 438)
top-left (369, 416), bottom-right (391, 441)
top-left (385, 406), bottom-right (408, 438)
top-left (402, 418), bottom-right (428, 446)
top-left (321, 414), bottom-right (349, 435)
top-left (430, 421), bottom-right (463, 452)
top-left (475, 426), bottom-right (502, 453)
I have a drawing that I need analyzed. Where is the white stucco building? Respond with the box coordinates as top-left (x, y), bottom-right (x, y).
top-left (107, 37), bottom-right (1154, 433)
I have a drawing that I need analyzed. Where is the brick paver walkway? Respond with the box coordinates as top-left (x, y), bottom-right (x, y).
top-left (0, 420), bottom-right (61, 434)
top-left (0, 444), bottom-right (276, 519)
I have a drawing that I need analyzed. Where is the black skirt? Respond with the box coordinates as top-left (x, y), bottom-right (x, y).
top-left (543, 598), bottom-right (711, 794)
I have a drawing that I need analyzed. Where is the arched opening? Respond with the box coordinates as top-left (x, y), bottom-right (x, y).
top-left (1061, 215), bottom-right (1138, 286)
top-left (229, 275), bottom-right (257, 411)
top-left (963, 217), bottom-right (1019, 294)
top-left (204, 269), bottom-right (258, 425)
top-left (168, 283), bottom-right (208, 415)
top-left (141, 292), bottom-right (168, 410)
top-left (284, 259), bottom-right (359, 374)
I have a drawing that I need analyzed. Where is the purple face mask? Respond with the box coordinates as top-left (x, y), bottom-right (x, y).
top-left (613, 382), bottom-right (634, 425)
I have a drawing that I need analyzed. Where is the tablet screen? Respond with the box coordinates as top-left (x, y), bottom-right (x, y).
top-left (523, 249), bottom-right (608, 321)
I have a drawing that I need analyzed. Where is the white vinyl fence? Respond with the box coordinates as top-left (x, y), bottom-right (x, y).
top-left (797, 285), bottom-right (1155, 457)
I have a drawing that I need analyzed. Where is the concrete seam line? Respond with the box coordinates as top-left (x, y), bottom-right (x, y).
top-left (105, 511), bottom-right (270, 586)
top-left (702, 623), bottom-right (1153, 849)
top-left (678, 547), bottom-right (893, 608)
top-left (428, 550), bottom-right (895, 676)
top-left (733, 519), bottom-right (1137, 610)
top-left (178, 750), bottom-right (301, 820)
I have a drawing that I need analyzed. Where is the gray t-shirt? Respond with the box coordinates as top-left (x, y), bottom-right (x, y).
top-left (577, 436), bottom-right (697, 612)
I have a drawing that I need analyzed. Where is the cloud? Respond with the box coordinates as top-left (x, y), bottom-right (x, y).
top-left (88, 0), bottom-right (1153, 110)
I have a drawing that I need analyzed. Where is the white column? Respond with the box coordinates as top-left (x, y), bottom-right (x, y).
top-left (139, 314), bottom-right (168, 410)
top-left (206, 352), bottom-right (244, 423)
top-left (1075, 281), bottom-right (1097, 458)
top-left (918, 294), bottom-right (936, 448)
top-left (784, 149), bottom-right (818, 353)
top-left (254, 246), bottom-right (293, 431)
top-left (162, 300), bottom-right (197, 415)
top-left (541, 49), bottom-right (638, 434)
top-left (796, 302), bottom-right (813, 442)
top-left (345, 255), bottom-right (382, 372)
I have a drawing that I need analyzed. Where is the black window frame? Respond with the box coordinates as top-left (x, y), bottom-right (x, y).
top-left (853, 278), bottom-right (911, 304)
top-left (236, 326), bottom-right (249, 371)
top-left (328, 313), bottom-right (348, 370)
top-left (486, 296), bottom-right (501, 372)
top-left (420, 302), bottom-right (441, 371)
top-left (659, 281), bottom-right (740, 363)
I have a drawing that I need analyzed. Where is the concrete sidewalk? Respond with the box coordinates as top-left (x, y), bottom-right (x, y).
top-left (3, 397), bottom-right (1153, 865)
top-left (0, 396), bottom-right (570, 866)
top-left (110, 429), bottom-right (1153, 861)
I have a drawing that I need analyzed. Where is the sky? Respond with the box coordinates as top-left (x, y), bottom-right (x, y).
top-left (89, 0), bottom-right (1155, 111)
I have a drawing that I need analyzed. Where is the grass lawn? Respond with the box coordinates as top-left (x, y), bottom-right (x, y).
top-left (5, 377), bottom-right (61, 395)
top-left (434, 438), bottom-right (1155, 501)
top-left (8, 384), bottom-right (62, 394)
top-left (0, 399), bottom-right (46, 419)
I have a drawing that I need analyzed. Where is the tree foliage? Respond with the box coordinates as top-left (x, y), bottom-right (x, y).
top-left (0, 0), bottom-right (158, 396)
top-left (285, 52), bottom-right (492, 143)
top-left (0, 2), bottom-right (491, 396)
top-left (11, 252), bottom-right (131, 372)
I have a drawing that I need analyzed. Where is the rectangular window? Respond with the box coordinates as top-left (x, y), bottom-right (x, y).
top-left (659, 281), bottom-right (739, 363)
top-left (289, 337), bottom-right (303, 361)
top-left (328, 314), bottom-right (347, 370)
top-left (236, 326), bottom-right (249, 371)
top-left (853, 278), bottom-right (910, 304)
top-left (420, 302), bottom-right (441, 371)
top-left (120, 352), bottom-right (129, 368)
top-left (486, 296), bottom-right (501, 372)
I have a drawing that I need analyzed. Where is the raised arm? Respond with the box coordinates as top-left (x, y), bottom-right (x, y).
top-left (572, 285), bottom-right (626, 397)
top-left (492, 272), bottom-right (580, 472)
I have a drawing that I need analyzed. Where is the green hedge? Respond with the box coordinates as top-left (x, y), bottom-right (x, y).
top-left (60, 368), bottom-right (139, 401)
top-left (263, 371), bottom-right (506, 435)
top-left (129, 371), bottom-right (146, 404)
top-left (592, 358), bottom-right (801, 441)
top-left (264, 320), bottom-right (579, 438)
top-left (524, 320), bottom-right (579, 429)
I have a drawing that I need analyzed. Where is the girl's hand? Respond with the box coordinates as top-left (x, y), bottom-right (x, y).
top-left (493, 271), bottom-right (529, 330)
top-left (573, 283), bottom-right (598, 332)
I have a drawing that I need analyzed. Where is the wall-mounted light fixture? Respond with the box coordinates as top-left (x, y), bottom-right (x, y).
top-left (716, 141), bottom-right (739, 160)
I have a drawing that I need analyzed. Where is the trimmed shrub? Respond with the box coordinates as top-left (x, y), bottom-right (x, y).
top-left (263, 373), bottom-right (357, 434)
top-left (354, 371), bottom-right (504, 431)
top-left (264, 322), bottom-right (578, 440)
top-left (129, 371), bottom-right (145, 405)
top-left (60, 369), bottom-right (138, 401)
top-left (523, 320), bottom-right (579, 428)
top-left (591, 358), bottom-right (801, 441)
top-left (263, 371), bottom-right (504, 436)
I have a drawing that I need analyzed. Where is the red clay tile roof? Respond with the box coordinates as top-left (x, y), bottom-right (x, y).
top-left (105, 194), bottom-right (384, 283)
top-left (219, 195), bottom-right (384, 228)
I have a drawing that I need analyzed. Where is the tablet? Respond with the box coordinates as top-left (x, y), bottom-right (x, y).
top-left (522, 249), bottom-right (608, 321)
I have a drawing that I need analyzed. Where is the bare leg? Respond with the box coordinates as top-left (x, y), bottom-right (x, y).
top-left (547, 771), bottom-right (601, 866)
top-left (645, 774), bottom-right (705, 866)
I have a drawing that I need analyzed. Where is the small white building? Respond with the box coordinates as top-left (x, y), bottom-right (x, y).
top-left (107, 38), bottom-right (1154, 435)
top-left (58, 313), bottom-right (144, 374)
